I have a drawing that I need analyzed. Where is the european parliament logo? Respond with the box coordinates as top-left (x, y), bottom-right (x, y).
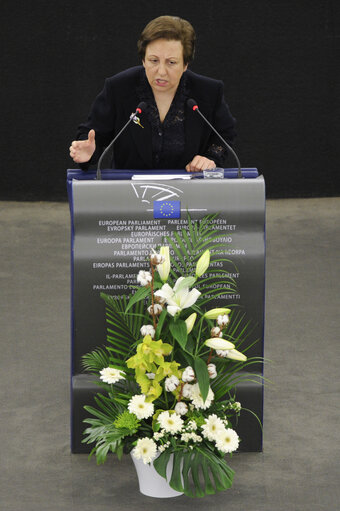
top-left (153, 201), bottom-right (181, 219)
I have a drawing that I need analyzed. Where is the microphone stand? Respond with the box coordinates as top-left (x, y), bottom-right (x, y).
top-left (189, 101), bottom-right (243, 179)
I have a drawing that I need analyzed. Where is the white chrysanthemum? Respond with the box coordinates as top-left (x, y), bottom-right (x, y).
top-left (201, 414), bottom-right (225, 441)
top-left (182, 383), bottom-right (193, 398)
top-left (217, 314), bottom-right (230, 327)
top-left (165, 375), bottom-right (180, 392)
top-left (190, 383), bottom-right (214, 410)
top-left (215, 428), bottom-right (239, 453)
top-left (137, 270), bottom-right (152, 287)
top-left (99, 367), bottom-right (125, 384)
top-left (128, 394), bottom-right (154, 420)
top-left (207, 363), bottom-right (217, 379)
top-left (158, 411), bottom-right (184, 434)
top-left (146, 372), bottom-right (155, 380)
top-left (140, 325), bottom-right (155, 338)
top-left (182, 366), bottom-right (195, 383)
top-left (175, 402), bottom-right (188, 415)
top-left (132, 437), bottom-right (157, 464)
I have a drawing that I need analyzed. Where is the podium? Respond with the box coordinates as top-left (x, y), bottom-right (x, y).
top-left (67, 168), bottom-right (265, 453)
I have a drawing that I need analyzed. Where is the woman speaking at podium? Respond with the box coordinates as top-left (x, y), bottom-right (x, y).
top-left (69, 15), bottom-right (236, 173)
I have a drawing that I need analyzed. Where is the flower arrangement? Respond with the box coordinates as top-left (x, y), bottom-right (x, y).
top-left (82, 215), bottom-right (262, 498)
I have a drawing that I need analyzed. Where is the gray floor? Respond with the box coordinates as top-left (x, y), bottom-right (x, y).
top-left (1, 198), bottom-right (339, 511)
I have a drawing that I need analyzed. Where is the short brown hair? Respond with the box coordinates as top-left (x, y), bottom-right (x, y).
top-left (137, 15), bottom-right (196, 65)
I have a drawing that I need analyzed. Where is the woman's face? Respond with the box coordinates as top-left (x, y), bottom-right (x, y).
top-left (143, 38), bottom-right (188, 96)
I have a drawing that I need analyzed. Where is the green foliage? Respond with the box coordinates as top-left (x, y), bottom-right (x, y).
top-left (153, 448), bottom-right (234, 498)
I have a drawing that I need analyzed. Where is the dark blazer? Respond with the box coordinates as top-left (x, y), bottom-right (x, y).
top-left (77, 66), bottom-right (236, 170)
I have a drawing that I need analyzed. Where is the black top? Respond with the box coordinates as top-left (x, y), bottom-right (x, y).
top-left (77, 66), bottom-right (236, 170)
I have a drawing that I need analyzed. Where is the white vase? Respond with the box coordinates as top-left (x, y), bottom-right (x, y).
top-left (131, 453), bottom-right (183, 498)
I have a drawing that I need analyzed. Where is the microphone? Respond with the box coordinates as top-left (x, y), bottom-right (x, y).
top-left (96, 101), bottom-right (147, 180)
top-left (187, 98), bottom-right (242, 178)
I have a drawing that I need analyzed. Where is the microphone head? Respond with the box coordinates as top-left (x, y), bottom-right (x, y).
top-left (187, 98), bottom-right (198, 111)
top-left (136, 101), bottom-right (147, 114)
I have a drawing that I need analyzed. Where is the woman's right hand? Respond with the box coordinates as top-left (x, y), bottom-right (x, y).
top-left (69, 129), bottom-right (96, 163)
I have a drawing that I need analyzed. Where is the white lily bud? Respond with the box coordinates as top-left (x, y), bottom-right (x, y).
top-left (225, 349), bottom-right (247, 362)
top-left (185, 313), bottom-right (197, 334)
top-left (195, 249), bottom-right (210, 277)
top-left (204, 307), bottom-right (231, 320)
top-left (157, 246), bottom-right (171, 282)
top-left (207, 363), bottom-right (217, 379)
top-left (205, 338), bottom-right (235, 350)
top-left (182, 366), bottom-right (195, 382)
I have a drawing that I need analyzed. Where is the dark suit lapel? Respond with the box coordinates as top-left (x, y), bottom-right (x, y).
top-left (121, 98), bottom-right (153, 169)
top-left (128, 110), bottom-right (153, 169)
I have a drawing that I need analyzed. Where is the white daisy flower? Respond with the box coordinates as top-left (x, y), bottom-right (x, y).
top-left (157, 411), bottom-right (183, 434)
top-left (140, 325), bottom-right (156, 338)
top-left (165, 375), bottom-right (180, 392)
top-left (201, 414), bottom-right (225, 441)
top-left (175, 402), bottom-right (188, 415)
top-left (182, 366), bottom-right (195, 383)
top-left (207, 363), bottom-right (217, 379)
top-left (190, 383), bottom-right (214, 410)
top-left (132, 437), bottom-right (157, 464)
top-left (137, 270), bottom-right (152, 287)
top-left (128, 394), bottom-right (154, 420)
top-left (215, 428), bottom-right (239, 453)
top-left (99, 367), bottom-right (125, 384)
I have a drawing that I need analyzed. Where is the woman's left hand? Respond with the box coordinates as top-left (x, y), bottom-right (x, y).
top-left (185, 155), bottom-right (216, 172)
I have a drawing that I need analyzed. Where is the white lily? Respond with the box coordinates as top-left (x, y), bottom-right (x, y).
top-left (205, 338), bottom-right (235, 350)
top-left (157, 246), bottom-right (171, 282)
top-left (154, 277), bottom-right (201, 317)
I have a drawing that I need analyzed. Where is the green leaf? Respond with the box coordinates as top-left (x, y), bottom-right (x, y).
top-left (125, 286), bottom-right (150, 312)
top-left (155, 308), bottom-right (167, 340)
top-left (194, 357), bottom-right (210, 402)
top-left (153, 448), bottom-right (235, 497)
top-left (169, 319), bottom-right (188, 350)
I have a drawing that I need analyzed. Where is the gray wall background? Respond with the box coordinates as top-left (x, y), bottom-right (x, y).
top-left (1, 0), bottom-right (339, 200)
